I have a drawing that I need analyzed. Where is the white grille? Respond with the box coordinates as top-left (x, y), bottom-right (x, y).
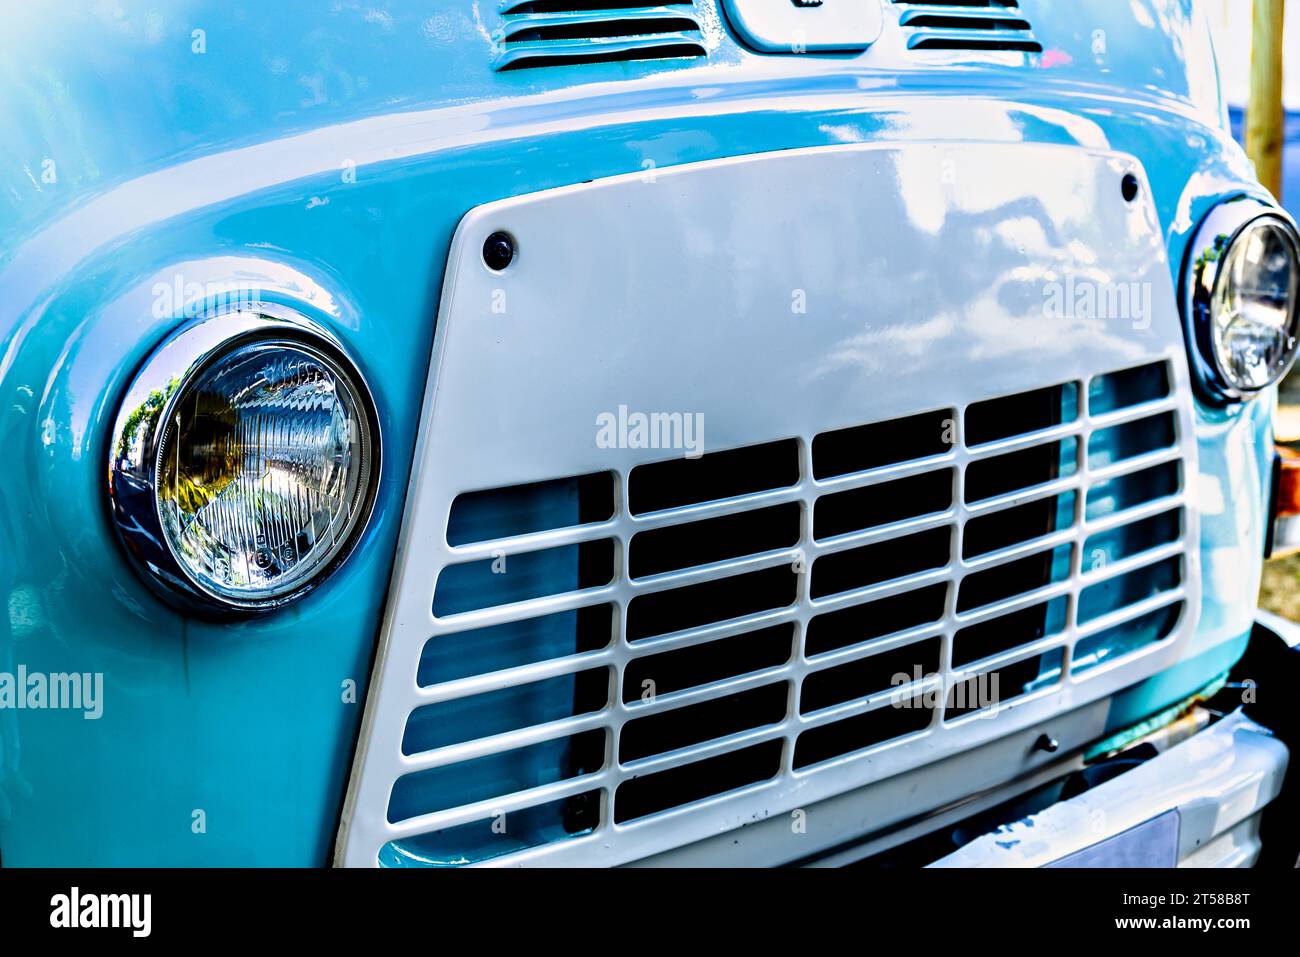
top-left (337, 142), bottom-right (1201, 866)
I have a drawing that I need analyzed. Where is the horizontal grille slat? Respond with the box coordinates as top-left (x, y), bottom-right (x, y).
top-left (812, 408), bottom-right (953, 480)
top-left (814, 468), bottom-right (954, 541)
top-left (447, 471), bottom-right (614, 547)
top-left (801, 637), bottom-right (942, 715)
top-left (957, 543), bottom-right (1073, 613)
top-left (794, 699), bottom-right (935, 771)
top-left (810, 527), bottom-right (952, 600)
top-left (627, 565), bottom-right (799, 640)
top-left (620, 682), bottom-right (789, 762)
top-left (387, 729), bottom-right (607, 823)
top-left (806, 584), bottom-right (947, 658)
top-left (621, 623), bottom-right (794, 702)
top-left (952, 596), bottom-right (1068, 668)
top-left (614, 739), bottom-right (783, 823)
top-left (402, 667), bottom-right (611, 755)
top-left (417, 604), bottom-right (614, 688)
top-left (629, 438), bottom-right (799, 514)
top-left (965, 438), bottom-right (1077, 502)
top-left (946, 649), bottom-right (1063, 719)
top-left (432, 539), bottom-right (615, 616)
top-left (630, 502), bottom-right (801, 578)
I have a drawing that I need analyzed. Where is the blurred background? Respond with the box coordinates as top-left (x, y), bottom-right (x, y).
top-left (1209, 2), bottom-right (1300, 617)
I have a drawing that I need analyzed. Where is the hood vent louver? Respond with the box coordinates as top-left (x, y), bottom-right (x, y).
top-left (495, 1), bottom-right (707, 71)
top-left (893, 0), bottom-right (1042, 53)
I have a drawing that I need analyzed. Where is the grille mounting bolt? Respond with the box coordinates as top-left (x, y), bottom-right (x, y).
top-left (483, 231), bottom-right (516, 271)
top-left (1034, 733), bottom-right (1060, 754)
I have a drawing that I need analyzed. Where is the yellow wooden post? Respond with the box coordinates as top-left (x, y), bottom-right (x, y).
top-left (1247, 0), bottom-right (1286, 199)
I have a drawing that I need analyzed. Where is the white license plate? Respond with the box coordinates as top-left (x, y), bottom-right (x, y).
top-left (1046, 811), bottom-right (1180, 867)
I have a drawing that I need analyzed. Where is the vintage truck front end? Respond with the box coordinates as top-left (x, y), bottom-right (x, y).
top-left (0, 1), bottom-right (1294, 867)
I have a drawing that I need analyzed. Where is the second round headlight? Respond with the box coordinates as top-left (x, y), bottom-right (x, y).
top-left (1188, 201), bottom-right (1300, 400)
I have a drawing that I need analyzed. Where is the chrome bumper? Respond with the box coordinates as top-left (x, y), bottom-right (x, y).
top-left (932, 709), bottom-right (1288, 867)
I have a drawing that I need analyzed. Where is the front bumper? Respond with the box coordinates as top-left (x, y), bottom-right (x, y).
top-left (930, 708), bottom-right (1288, 867)
top-left (927, 610), bottom-right (1300, 867)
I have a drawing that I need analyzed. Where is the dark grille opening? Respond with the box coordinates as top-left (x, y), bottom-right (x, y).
top-left (620, 683), bottom-right (788, 762)
top-left (447, 472), bottom-right (614, 546)
top-left (800, 638), bottom-right (942, 715)
top-left (629, 502), bottom-right (801, 578)
top-left (1078, 557), bottom-right (1181, 625)
top-left (505, 0), bottom-right (695, 12)
top-left (418, 604), bottom-right (613, 686)
top-left (432, 539), bottom-right (615, 617)
top-left (962, 492), bottom-right (1074, 559)
top-left (402, 668), bottom-right (610, 755)
top-left (497, 42), bottom-right (705, 70)
top-left (1085, 462), bottom-right (1180, 522)
top-left (614, 739), bottom-right (783, 823)
top-left (507, 17), bottom-right (698, 42)
top-left (1089, 362), bottom-right (1170, 415)
top-left (806, 584), bottom-right (947, 657)
top-left (965, 438), bottom-right (1075, 503)
top-left (812, 409), bottom-right (952, 480)
top-left (1074, 603), bottom-right (1182, 672)
top-left (810, 528), bottom-right (950, 600)
top-left (957, 544), bottom-right (1072, 613)
top-left (904, 15), bottom-right (1030, 30)
top-left (1087, 412), bottom-right (1176, 470)
top-left (622, 624), bottom-right (793, 703)
top-left (813, 468), bottom-right (953, 540)
top-left (380, 789), bottom-right (601, 867)
top-left (945, 650), bottom-right (1062, 720)
top-left (952, 597), bottom-right (1067, 668)
top-left (628, 439), bottom-right (799, 515)
top-left (793, 702), bottom-right (933, 770)
top-left (1083, 509), bottom-right (1181, 568)
top-left (966, 383), bottom-right (1077, 446)
top-left (627, 566), bottom-right (797, 641)
top-left (894, 0), bottom-right (1021, 6)
top-left (910, 36), bottom-right (1041, 51)
top-left (388, 729), bottom-right (606, 823)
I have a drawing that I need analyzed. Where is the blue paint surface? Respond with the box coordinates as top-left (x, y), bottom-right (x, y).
top-left (0, 1), bottom-right (1276, 863)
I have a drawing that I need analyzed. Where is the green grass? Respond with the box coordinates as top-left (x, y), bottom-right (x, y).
top-left (1260, 554), bottom-right (1300, 622)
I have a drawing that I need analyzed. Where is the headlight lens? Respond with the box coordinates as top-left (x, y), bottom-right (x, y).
top-left (110, 305), bottom-right (379, 612)
top-left (1209, 217), bottom-right (1300, 391)
top-left (1187, 202), bottom-right (1300, 400)
top-left (156, 339), bottom-right (375, 603)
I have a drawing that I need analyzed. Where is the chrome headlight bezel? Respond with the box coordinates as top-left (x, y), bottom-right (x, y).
top-left (1184, 197), bottom-right (1300, 403)
top-left (107, 301), bottom-right (381, 615)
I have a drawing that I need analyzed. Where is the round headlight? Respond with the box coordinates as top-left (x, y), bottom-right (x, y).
top-left (1187, 200), bottom-right (1300, 400)
top-left (109, 304), bottom-right (380, 612)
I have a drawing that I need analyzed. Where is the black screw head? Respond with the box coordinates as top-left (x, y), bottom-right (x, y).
top-left (1121, 172), bottom-right (1139, 203)
top-left (483, 231), bottom-right (516, 271)
top-left (1035, 733), bottom-right (1060, 754)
